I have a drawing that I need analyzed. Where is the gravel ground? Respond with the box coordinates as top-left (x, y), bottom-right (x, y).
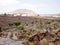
top-left (0, 37), bottom-right (23, 45)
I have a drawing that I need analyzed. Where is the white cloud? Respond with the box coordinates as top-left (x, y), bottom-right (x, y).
top-left (0, 0), bottom-right (19, 6)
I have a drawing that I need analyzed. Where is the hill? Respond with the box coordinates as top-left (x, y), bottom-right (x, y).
top-left (8, 9), bottom-right (38, 16)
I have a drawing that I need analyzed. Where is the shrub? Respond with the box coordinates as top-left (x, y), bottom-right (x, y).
top-left (14, 22), bottom-right (21, 26)
top-left (9, 23), bottom-right (13, 26)
top-left (0, 27), bottom-right (2, 32)
top-left (2, 26), bottom-right (9, 30)
top-left (17, 25), bottom-right (24, 30)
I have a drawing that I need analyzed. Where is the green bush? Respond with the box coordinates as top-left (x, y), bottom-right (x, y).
top-left (2, 26), bottom-right (9, 30)
top-left (17, 25), bottom-right (24, 30)
top-left (9, 23), bottom-right (13, 26)
top-left (14, 22), bottom-right (21, 26)
top-left (18, 34), bottom-right (29, 40)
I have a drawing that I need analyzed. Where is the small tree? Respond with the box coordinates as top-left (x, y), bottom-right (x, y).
top-left (4, 13), bottom-right (7, 16)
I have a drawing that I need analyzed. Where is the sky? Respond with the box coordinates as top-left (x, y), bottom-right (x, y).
top-left (0, 0), bottom-right (60, 14)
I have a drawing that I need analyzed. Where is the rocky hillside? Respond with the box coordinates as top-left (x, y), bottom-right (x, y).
top-left (0, 15), bottom-right (41, 26)
top-left (8, 9), bottom-right (37, 16)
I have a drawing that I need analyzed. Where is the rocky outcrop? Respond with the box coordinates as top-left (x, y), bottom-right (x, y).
top-left (0, 37), bottom-right (23, 45)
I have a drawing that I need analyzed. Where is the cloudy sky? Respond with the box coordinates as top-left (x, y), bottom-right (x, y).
top-left (0, 0), bottom-right (60, 14)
